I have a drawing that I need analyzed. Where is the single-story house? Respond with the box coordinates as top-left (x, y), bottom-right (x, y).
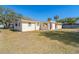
top-left (10, 18), bottom-right (62, 32)
top-left (10, 19), bottom-right (40, 32)
top-left (55, 23), bottom-right (62, 30)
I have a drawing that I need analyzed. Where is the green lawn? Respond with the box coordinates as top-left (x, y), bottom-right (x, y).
top-left (0, 29), bottom-right (79, 53)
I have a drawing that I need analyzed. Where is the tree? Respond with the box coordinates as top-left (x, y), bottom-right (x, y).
top-left (66, 18), bottom-right (76, 24)
top-left (54, 15), bottom-right (59, 22)
top-left (0, 6), bottom-right (23, 28)
top-left (57, 17), bottom-right (77, 24)
top-left (48, 18), bottom-right (52, 22)
top-left (0, 6), bottom-right (5, 24)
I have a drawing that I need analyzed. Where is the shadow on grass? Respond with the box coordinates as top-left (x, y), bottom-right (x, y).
top-left (39, 31), bottom-right (79, 47)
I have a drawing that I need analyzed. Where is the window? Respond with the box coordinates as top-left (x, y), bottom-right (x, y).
top-left (15, 23), bottom-right (17, 26)
top-left (28, 22), bottom-right (31, 26)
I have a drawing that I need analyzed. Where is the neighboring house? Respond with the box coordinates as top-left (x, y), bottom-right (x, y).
top-left (55, 23), bottom-right (62, 30)
top-left (10, 19), bottom-right (62, 32)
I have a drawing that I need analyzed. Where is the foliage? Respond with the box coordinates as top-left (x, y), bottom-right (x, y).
top-left (0, 6), bottom-right (23, 28)
top-left (57, 17), bottom-right (78, 24)
top-left (54, 15), bottom-right (59, 22)
top-left (47, 18), bottom-right (52, 22)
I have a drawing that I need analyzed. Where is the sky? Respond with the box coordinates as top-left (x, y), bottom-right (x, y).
top-left (2, 5), bottom-right (79, 21)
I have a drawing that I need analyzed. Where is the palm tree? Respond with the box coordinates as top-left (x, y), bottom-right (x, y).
top-left (48, 18), bottom-right (52, 22)
top-left (54, 15), bottom-right (59, 22)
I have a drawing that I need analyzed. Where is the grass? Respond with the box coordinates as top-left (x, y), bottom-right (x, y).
top-left (0, 29), bottom-right (79, 53)
top-left (40, 31), bottom-right (79, 47)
